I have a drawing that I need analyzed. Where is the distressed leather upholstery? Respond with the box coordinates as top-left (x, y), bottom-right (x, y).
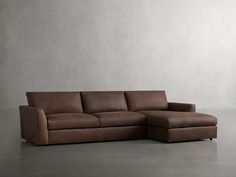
top-left (168, 102), bottom-right (196, 112)
top-left (19, 90), bottom-right (218, 145)
top-left (125, 91), bottom-right (168, 111)
top-left (93, 111), bottom-right (146, 127)
top-left (19, 106), bottom-right (49, 145)
top-left (139, 111), bottom-right (217, 128)
top-left (26, 92), bottom-right (83, 114)
top-left (47, 113), bottom-right (99, 130)
top-left (81, 91), bottom-right (128, 113)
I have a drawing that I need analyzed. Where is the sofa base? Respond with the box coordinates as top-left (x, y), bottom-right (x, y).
top-left (48, 126), bottom-right (146, 145)
top-left (148, 126), bottom-right (217, 143)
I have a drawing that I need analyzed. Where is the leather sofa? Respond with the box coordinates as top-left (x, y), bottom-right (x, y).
top-left (19, 91), bottom-right (217, 145)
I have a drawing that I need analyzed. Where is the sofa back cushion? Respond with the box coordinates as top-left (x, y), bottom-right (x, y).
top-left (26, 92), bottom-right (83, 114)
top-left (81, 91), bottom-right (128, 113)
top-left (125, 91), bottom-right (168, 111)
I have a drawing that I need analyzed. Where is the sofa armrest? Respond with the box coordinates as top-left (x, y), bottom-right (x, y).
top-left (19, 105), bottom-right (49, 145)
top-left (168, 102), bottom-right (196, 112)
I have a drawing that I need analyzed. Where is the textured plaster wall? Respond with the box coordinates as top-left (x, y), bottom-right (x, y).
top-left (1, 0), bottom-right (236, 109)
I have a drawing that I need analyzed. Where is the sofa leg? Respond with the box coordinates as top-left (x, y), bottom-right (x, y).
top-left (210, 138), bottom-right (213, 140)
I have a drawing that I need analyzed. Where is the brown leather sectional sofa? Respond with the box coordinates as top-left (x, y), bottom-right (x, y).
top-left (19, 91), bottom-right (217, 145)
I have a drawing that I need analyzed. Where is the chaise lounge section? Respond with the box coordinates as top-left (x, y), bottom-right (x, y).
top-left (19, 91), bottom-right (217, 145)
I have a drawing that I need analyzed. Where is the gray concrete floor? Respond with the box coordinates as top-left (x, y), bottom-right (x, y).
top-left (0, 109), bottom-right (235, 177)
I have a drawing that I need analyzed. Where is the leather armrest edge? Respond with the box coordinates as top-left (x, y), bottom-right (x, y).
top-left (19, 105), bottom-right (49, 145)
top-left (168, 102), bottom-right (196, 112)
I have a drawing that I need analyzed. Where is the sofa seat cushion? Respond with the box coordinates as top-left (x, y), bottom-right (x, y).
top-left (139, 111), bottom-right (217, 129)
top-left (92, 111), bottom-right (146, 127)
top-left (47, 113), bottom-right (100, 130)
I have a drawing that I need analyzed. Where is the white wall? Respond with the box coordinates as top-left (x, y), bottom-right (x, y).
top-left (1, 0), bottom-right (236, 109)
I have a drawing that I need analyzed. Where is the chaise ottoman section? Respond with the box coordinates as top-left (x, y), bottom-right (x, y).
top-left (140, 111), bottom-right (217, 142)
top-left (142, 111), bottom-right (217, 128)
top-left (148, 126), bottom-right (217, 143)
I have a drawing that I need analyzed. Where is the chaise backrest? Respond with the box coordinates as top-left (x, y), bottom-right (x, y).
top-left (26, 92), bottom-right (83, 114)
top-left (81, 91), bottom-right (128, 113)
top-left (125, 91), bottom-right (168, 111)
